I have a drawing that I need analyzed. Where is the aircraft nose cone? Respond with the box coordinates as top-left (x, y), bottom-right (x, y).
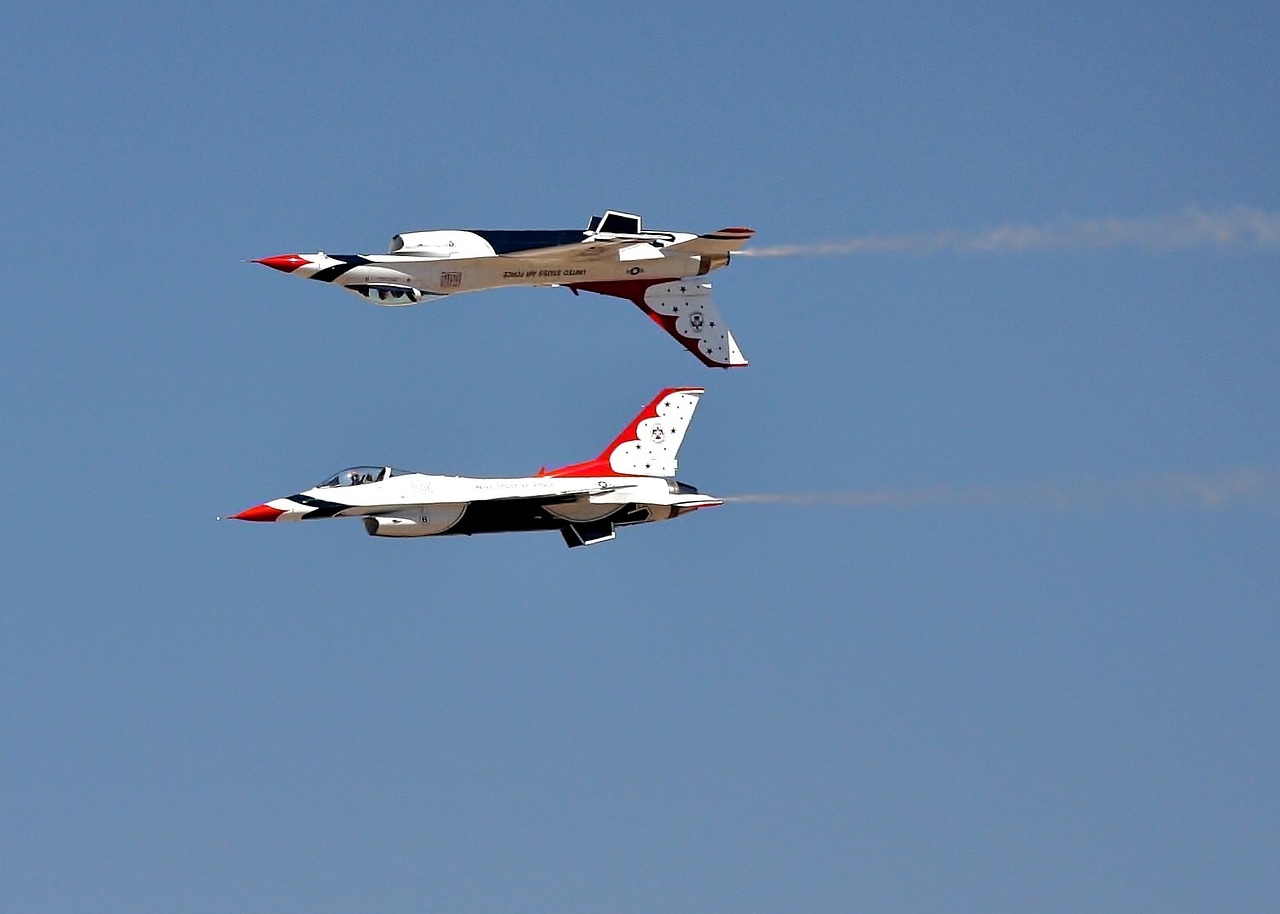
top-left (253, 254), bottom-right (309, 273)
top-left (230, 503), bottom-right (286, 522)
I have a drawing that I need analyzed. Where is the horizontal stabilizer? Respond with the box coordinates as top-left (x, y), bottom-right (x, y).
top-left (664, 227), bottom-right (755, 255)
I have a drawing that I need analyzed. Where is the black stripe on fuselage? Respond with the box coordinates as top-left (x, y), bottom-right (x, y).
top-left (289, 493), bottom-right (353, 519)
top-left (441, 500), bottom-right (651, 537)
top-left (467, 229), bottom-right (586, 254)
top-left (310, 254), bottom-right (371, 283)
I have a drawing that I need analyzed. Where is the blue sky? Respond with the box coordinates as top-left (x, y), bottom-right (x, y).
top-left (3, 3), bottom-right (1278, 912)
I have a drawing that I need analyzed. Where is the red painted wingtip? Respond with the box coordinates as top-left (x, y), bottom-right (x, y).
top-left (253, 254), bottom-right (308, 273)
top-left (230, 504), bottom-right (285, 522)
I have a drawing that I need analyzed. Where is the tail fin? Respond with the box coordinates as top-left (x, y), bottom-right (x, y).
top-left (542, 388), bottom-right (705, 478)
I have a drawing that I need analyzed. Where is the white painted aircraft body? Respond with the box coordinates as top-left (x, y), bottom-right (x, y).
top-left (254, 211), bottom-right (753, 367)
top-left (228, 388), bottom-right (721, 548)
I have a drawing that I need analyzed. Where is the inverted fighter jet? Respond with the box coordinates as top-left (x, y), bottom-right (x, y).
top-left (254, 211), bottom-right (753, 368)
top-left (227, 388), bottom-right (721, 547)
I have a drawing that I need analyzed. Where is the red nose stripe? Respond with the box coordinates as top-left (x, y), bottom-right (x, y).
top-left (253, 254), bottom-right (309, 273)
top-left (231, 504), bottom-right (285, 522)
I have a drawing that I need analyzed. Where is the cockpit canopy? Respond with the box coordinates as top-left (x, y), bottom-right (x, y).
top-left (586, 210), bottom-right (644, 234)
top-left (316, 466), bottom-right (412, 488)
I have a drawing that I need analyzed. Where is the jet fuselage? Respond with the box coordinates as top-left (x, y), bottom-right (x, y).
top-left (253, 213), bottom-right (752, 367)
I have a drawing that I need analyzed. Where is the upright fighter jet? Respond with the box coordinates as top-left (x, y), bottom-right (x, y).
top-left (227, 388), bottom-right (721, 548)
top-left (254, 211), bottom-right (753, 368)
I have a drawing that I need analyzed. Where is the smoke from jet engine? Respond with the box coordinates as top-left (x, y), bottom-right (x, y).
top-left (724, 468), bottom-right (1280, 511)
top-left (738, 206), bottom-right (1280, 258)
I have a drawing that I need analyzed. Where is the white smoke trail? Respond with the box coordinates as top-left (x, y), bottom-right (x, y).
top-left (724, 469), bottom-right (1280, 511)
top-left (738, 206), bottom-right (1280, 258)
